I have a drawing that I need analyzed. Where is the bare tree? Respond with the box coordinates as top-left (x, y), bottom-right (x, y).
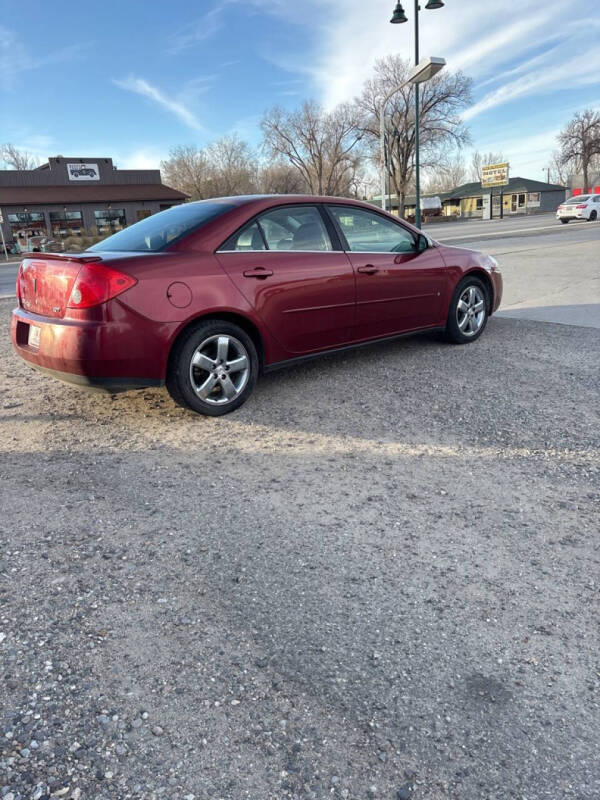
top-left (469, 150), bottom-right (506, 183)
top-left (261, 100), bottom-right (364, 196)
top-left (206, 135), bottom-right (258, 197)
top-left (258, 161), bottom-right (308, 194)
top-left (557, 108), bottom-right (600, 192)
top-left (547, 152), bottom-right (570, 186)
top-left (424, 151), bottom-right (467, 194)
top-left (161, 136), bottom-right (258, 200)
top-left (0, 143), bottom-right (40, 170)
top-left (161, 145), bottom-right (212, 200)
top-left (357, 56), bottom-right (472, 217)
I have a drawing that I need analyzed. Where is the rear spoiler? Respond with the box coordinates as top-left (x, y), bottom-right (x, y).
top-left (20, 251), bottom-right (103, 264)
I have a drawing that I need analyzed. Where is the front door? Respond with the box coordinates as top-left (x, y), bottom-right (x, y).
top-left (216, 204), bottom-right (356, 355)
top-left (326, 204), bottom-right (446, 340)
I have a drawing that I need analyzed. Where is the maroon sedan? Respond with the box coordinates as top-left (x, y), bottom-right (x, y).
top-left (11, 195), bottom-right (502, 415)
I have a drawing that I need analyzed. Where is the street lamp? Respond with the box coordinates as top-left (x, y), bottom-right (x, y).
top-left (388, 0), bottom-right (445, 227)
top-left (379, 57), bottom-right (445, 213)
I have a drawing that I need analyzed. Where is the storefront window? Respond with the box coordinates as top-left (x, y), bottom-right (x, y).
top-left (8, 212), bottom-right (46, 238)
top-left (136, 209), bottom-right (152, 221)
top-left (49, 210), bottom-right (83, 236)
top-left (94, 209), bottom-right (126, 234)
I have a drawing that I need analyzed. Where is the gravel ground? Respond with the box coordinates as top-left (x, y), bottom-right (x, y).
top-left (1, 296), bottom-right (599, 800)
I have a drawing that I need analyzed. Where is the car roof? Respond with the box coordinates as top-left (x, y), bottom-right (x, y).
top-left (187, 194), bottom-right (383, 211)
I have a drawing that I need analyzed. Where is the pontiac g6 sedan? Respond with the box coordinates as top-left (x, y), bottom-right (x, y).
top-left (11, 195), bottom-right (502, 416)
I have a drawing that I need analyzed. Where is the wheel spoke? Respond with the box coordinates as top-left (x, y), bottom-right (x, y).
top-left (458, 314), bottom-right (469, 331)
top-left (216, 336), bottom-right (229, 363)
top-left (219, 374), bottom-right (237, 400)
top-left (227, 355), bottom-right (248, 373)
top-left (197, 373), bottom-right (218, 399)
top-left (192, 351), bottom-right (216, 372)
top-left (468, 287), bottom-right (476, 306)
top-left (473, 300), bottom-right (484, 313)
top-left (457, 299), bottom-right (469, 313)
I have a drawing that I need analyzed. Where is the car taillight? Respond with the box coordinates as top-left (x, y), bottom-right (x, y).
top-left (67, 263), bottom-right (137, 308)
top-left (576, 204), bottom-right (587, 209)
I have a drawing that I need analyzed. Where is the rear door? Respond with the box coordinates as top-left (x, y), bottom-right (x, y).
top-left (215, 204), bottom-right (356, 355)
top-left (326, 204), bottom-right (446, 340)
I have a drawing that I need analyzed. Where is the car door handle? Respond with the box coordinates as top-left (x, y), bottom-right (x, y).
top-left (357, 264), bottom-right (378, 275)
top-left (243, 267), bottom-right (273, 279)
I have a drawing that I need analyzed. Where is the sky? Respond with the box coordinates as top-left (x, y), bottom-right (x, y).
top-left (1, 0), bottom-right (599, 182)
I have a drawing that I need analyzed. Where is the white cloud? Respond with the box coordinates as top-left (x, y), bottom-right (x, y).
top-left (241, 0), bottom-right (598, 114)
top-left (115, 148), bottom-right (167, 170)
top-left (168, 2), bottom-right (234, 53)
top-left (113, 76), bottom-right (205, 133)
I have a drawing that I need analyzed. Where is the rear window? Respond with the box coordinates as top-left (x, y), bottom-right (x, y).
top-left (565, 195), bottom-right (589, 204)
top-left (89, 201), bottom-right (235, 252)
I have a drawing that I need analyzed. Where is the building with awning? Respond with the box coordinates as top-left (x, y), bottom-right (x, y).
top-left (0, 156), bottom-right (188, 245)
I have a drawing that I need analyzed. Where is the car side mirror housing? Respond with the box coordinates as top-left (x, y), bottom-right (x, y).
top-left (417, 233), bottom-right (428, 253)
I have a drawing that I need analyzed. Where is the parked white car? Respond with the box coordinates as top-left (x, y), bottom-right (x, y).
top-left (556, 194), bottom-right (600, 223)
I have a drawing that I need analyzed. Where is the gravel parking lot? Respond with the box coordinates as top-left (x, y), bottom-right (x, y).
top-left (1, 296), bottom-right (599, 800)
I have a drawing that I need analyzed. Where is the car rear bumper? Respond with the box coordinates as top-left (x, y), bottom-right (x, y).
top-left (11, 305), bottom-right (167, 391)
top-left (491, 271), bottom-right (503, 313)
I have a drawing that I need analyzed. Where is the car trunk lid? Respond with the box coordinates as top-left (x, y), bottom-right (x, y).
top-left (18, 253), bottom-right (103, 318)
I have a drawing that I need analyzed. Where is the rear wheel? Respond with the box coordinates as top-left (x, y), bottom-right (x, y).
top-left (167, 320), bottom-right (258, 416)
top-left (560, 218), bottom-right (569, 224)
top-left (445, 277), bottom-right (489, 344)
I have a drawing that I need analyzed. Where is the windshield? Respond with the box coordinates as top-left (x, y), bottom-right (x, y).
top-left (565, 195), bottom-right (589, 204)
top-left (89, 201), bottom-right (236, 252)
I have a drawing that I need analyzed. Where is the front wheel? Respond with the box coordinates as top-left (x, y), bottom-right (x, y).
top-left (167, 320), bottom-right (258, 416)
top-left (589, 211), bottom-right (597, 222)
top-left (445, 277), bottom-right (489, 344)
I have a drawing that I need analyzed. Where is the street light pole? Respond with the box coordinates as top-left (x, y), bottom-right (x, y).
top-left (390, 1), bottom-right (445, 226)
top-left (413, 0), bottom-right (421, 228)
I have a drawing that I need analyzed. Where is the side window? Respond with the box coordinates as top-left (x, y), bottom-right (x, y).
top-left (221, 221), bottom-right (266, 251)
top-left (257, 206), bottom-right (332, 251)
top-left (329, 206), bottom-right (416, 253)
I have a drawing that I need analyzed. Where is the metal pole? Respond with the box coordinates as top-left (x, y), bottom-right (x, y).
top-left (0, 219), bottom-right (8, 261)
top-left (380, 106), bottom-right (387, 210)
top-left (414, 0), bottom-right (421, 229)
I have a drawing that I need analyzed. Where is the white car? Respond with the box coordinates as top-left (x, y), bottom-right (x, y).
top-left (556, 194), bottom-right (600, 223)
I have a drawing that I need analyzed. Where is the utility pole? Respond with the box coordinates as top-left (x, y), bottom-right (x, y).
top-left (414, 0), bottom-right (421, 228)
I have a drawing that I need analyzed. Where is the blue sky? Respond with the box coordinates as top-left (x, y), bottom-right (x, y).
top-left (1, 0), bottom-right (599, 180)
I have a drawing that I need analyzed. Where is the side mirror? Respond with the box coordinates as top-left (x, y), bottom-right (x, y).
top-left (416, 233), bottom-right (428, 253)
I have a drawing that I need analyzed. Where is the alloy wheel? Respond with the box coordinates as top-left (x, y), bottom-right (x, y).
top-left (456, 285), bottom-right (486, 336)
top-left (189, 334), bottom-right (250, 405)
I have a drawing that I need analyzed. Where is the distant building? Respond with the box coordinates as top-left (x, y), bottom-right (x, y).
top-left (0, 156), bottom-right (188, 246)
top-left (375, 176), bottom-right (568, 221)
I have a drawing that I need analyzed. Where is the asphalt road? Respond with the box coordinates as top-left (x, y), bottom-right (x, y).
top-left (1, 295), bottom-right (598, 800)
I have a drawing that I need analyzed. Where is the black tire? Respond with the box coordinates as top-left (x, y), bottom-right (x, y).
top-left (560, 218), bottom-right (569, 224)
top-left (167, 319), bottom-right (258, 416)
top-left (445, 276), bottom-right (489, 344)
top-left (588, 211), bottom-right (597, 222)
